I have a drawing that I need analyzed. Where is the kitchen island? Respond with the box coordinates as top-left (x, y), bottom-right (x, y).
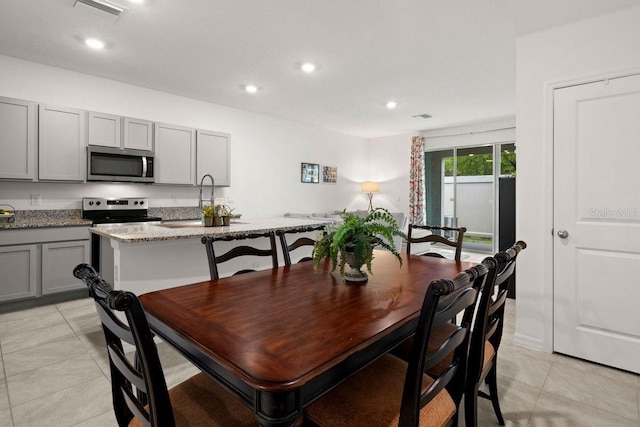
top-left (91, 217), bottom-right (331, 295)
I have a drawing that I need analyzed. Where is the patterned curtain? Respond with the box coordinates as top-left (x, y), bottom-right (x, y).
top-left (409, 136), bottom-right (425, 225)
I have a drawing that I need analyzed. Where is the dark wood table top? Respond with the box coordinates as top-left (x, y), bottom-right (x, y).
top-left (139, 251), bottom-right (474, 425)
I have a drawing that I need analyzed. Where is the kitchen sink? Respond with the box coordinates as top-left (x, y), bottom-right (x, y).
top-left (157, 220), bottom-right (204, 228)
top-left (157, 220), bottom-right (248, 228)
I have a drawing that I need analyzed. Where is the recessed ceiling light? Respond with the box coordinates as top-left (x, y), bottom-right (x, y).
top-left (85, 38), bottom-right (105, 49)
top-left (386, 101), bottom-right (397, 109)
top-left (128, 0), bottom-right (144, 3)
top-left (301, 63), bottom-right (316, 73)
top-left (245, 85), bottom-right (258, 93)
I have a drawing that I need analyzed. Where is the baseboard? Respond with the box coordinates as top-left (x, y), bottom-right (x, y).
top-left (513, 332), bottom-right (544, 351)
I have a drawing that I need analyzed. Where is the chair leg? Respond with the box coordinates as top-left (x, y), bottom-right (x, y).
top-left (464, 383), bottom-right (479, 427)
top-left (486, 363), bottom-right (505, 426)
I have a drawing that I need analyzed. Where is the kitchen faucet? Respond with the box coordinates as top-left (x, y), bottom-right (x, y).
top-left (198, 174), bottom-right (215, 208)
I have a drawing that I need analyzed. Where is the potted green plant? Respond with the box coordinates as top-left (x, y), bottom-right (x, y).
top-left (221, 205), bottom-right (235, 226)
top-left (212, 204), bottom-right (225, 226)
top-left (202, 205), bottom-right (215, 227)
top-left (312, 208), bottom-right (406, 283)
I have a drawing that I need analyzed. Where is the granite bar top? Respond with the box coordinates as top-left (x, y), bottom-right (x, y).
top-left (90, 217), bottom-right (332, 243)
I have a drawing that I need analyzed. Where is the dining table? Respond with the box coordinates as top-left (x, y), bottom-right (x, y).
top-left (139, 250), bottom-right (475, 427)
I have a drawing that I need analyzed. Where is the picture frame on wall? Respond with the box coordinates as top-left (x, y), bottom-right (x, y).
top-left (322, 165), bottom-right (337, 184)
top-left (301, 162), bottom-right (319, 183)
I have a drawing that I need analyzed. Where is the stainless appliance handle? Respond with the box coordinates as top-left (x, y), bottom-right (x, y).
top-left (142, 156), bottom-right (148, 177)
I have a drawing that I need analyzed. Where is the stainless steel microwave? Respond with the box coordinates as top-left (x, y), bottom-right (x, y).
top-left (87, 146), bottom-right (155, 183)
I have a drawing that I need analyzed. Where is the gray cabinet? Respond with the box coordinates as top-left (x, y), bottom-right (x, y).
top-left (154, 122), bottom-right (195, 184)
top-left (38, 105), bottom-right (86, 181)
top-left (0, 244), bottom-right (37, 302)
top-left (42, 240), bottom-right (90, 294)
top-left (0, 227), bottom-right (90, 303)
top-left (88, 112), bottom-right (153, 151)
top-left (123, 117), bottom-right (153, 151)
top-left (0, 96), bottom-right (37, 180)
top-left (88, 111), bottom-right (121, 148)
top-left (197, 130), bottom-right (231, 187)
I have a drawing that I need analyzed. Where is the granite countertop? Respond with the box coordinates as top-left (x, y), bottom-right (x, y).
top-left (0, 207), bottom-right (203, 230)
top-left (90, 217), bottom-right (332, 243)
top-left (0, 210), bottom-right (92, 229)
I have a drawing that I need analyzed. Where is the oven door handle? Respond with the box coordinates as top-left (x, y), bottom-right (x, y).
top-left (142, 157), bottom-right (148, 178)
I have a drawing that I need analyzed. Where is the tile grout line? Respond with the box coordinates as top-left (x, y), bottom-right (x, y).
top-left (0, 341), bottom-right (16, 427)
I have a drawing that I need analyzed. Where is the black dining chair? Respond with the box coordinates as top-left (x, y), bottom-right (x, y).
top-left (406, 224), bottom-right (467, 261)
top-left (275, 225), bottom-right (325, 266)
top-left (201, 231), bottom-right (278, 280)
top-left (304, 263), bottom-right (489, 427)
top-left (465, 240), bottom-right (526, 427)
top-left (72, 263), bottom-right (255, 427)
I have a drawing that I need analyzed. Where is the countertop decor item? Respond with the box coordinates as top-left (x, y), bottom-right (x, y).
top-left (312, 208), bottom-right (405, 283)
top-left (0, 204), bottom-right (15, 223)
top-left (202, 205), bottom-right (214, 227)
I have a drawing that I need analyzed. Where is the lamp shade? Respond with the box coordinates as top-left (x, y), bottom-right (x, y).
top-left (361, 181), bottom-right (380, 193)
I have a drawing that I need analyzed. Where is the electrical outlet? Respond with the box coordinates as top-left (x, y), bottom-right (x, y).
top-left (171, 195), bottom-right (178, 205)
top-left (31, 194), bottom-right (41, 206)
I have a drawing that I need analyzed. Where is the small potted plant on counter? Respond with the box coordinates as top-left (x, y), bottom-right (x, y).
top-left (213, 204), bottom-right (225, 226)
top-left (312, 208), bottom-right (405, 283)
top-left (202, 205), bottom-right (215, 227)
top-left (222, 205), bottom-right (235, 226)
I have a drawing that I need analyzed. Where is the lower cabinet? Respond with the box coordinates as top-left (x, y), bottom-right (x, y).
top-left (42, 240), bottom-right (90, 295)
top-left (0, 227), bottom-right (90, 303)
top-left (0, 244), bottom-right (37, 302)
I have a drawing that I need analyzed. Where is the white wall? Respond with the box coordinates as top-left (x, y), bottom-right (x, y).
top-left (366, 133), bottom-right (413, 220)
top-left (0, 55), bottom-right (368, 217)
top-left (515, 5), bottom-right (640, 351)
top-left (422, 118), bottom-right (516, 150)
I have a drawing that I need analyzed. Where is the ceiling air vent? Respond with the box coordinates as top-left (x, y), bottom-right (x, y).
top-left (74, 0), bottom-right (124, 17)
top-left (412, 114), bottom-right (432, 119)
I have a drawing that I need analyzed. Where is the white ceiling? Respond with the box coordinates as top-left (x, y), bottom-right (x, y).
top-left (0, 0), bottom-right (637, 138)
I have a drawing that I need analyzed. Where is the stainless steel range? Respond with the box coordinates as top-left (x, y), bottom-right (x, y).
top-left (83, 197), bottom-right (162, 273)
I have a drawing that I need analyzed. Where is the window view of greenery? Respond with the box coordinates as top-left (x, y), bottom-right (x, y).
top-left (443, 145), bottom-right (516, 177)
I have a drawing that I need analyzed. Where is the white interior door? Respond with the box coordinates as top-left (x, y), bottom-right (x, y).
top-left (553, 74), bottom-right (640, 374)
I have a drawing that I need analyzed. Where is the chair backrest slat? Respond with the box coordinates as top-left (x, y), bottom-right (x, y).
top-left (276, 225), bottom-right (326, 266)
top-left (406, 224), bottom-right (467, 260)
top-left (201, 231), bottom-right (278, 280)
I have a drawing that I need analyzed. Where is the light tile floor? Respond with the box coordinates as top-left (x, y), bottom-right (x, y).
top-left (1, 256), bottom-right (639, 426)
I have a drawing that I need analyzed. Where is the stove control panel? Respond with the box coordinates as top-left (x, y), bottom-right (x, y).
top-left (83, 197), bottom-right (149, 211)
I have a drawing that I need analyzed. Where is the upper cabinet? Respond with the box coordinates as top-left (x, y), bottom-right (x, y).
top-left (0, 96), bottom-right (37, 180)
top-left (88, 111), bottom-right (121, 148)
top-left (88, 112), bottom-right (153, 151)
top-left (123, 117), bottom-right (153, 151)
top-left (197, 130), bottom-right (231, 187)
top-left (38, 104), bottom-right (86, 181)
top-left (154, 123), bottom-right (195, 185)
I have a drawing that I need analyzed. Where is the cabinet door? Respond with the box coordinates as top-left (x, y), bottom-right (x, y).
top-left (0, 245), bottom-right (37, 302)
top-left (41, 240), bottom-right (90, 295)
top-left (123, 117), bottom-right (153, 151)
top-left (88, 111), bottom-right (121, 148)
top-left (197, 130), bottom-right (231, 186)
top-left (0, 97), bottom-right (37, 180)
top-left (154, 123), bottom-right (195, 185)
top-left (39, 105), bottom-right (86, 181)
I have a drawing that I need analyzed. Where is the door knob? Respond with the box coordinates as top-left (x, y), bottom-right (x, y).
top-left (557, 229), bottom-right (569, 239)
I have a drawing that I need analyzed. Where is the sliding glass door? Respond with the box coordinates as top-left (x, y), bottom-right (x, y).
top-left (424, 142), bottom-right (515, 254)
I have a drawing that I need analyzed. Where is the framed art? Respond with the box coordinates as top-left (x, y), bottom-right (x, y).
top-left (322, 165), bottom-right (337, 184)
top-left (301, 162), bottom-right (319, 183)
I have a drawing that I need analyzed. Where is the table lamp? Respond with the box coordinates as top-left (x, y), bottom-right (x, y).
top-left (361, 181), bottom-right (380, 211)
